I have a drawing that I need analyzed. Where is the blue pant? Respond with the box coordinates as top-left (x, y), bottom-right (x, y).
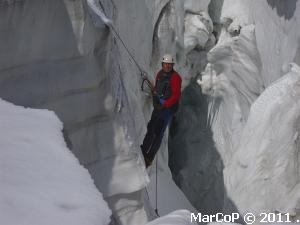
top-left (141, 108), bottom-right (173, 162)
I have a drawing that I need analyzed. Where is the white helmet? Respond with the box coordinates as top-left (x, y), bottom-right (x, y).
top-left (162, 54), bottom-right (174, 64)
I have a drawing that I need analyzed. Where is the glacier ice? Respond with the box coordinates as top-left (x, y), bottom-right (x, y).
top-left (174, 0), bottom-right (300, 220)
top-left (224, 63), bottom-right (300, 216)
top-left (1, 0), bottom-right (300, 224)
top-left (253, 0), bottom-right (300, 86)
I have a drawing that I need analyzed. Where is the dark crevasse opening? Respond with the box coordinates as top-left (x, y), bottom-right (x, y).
top-left (168, 80), bottom-right (225, 215)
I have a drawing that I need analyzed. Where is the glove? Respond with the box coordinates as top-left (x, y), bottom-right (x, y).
top-left (159, 98), bottom-right (166, 105)
top-left (153, 96), bottom-right (164, 111)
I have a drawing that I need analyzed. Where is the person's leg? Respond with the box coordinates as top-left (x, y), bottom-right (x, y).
top-left (142, 119), bottom-right (164, 164)
top-left (143, 109), bottom-right (173, 166)
top-left (141, 110), bottom-right (160, 156)
top-left (159, 109), bottom-right (173, 138)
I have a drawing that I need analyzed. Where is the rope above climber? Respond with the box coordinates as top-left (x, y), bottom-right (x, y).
top-left (140, 54), bottom-right (182, 168)
top-left (88, 4), bottom-right (182, 169)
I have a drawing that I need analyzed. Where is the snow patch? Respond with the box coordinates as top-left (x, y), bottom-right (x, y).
top-left (0, 99), bottom-right (111, 225)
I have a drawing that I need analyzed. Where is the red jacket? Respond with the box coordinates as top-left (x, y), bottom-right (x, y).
top-left (154, 70), bottom-right (182, 108)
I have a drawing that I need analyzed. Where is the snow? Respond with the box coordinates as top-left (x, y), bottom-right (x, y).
top-left (220, 0), bottom-right (251, 27)
top-left (184, 12), bottom-right (213, 54)
top-left (0, 99), bottom-right (111, 225)
top-left (183, 0), bottom-right (213, 54)
top-left (146, 158), bottom-right (197, 216)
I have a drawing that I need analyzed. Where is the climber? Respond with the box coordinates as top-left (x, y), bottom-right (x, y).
top-left (141, 54), bottom-right (182, 168)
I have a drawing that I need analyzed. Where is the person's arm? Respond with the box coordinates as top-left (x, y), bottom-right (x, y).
top-left (162, 73), bottom-right (182, 108)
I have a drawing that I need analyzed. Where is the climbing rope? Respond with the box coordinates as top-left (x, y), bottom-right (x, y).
top-left (155, 156), bottom-right (159, 216)
top-left (143, 156), bottom-right (160, 218)
top-left (109, 25), bottom-right (143, 73)
top-left (103, 13), bottom-right (162, 214)
top-left (97, 0), bottom-right (151, 81)
top-left (96, 2), bottom-right (160, 216)
top-left (107, 18), bottom-right (155, 97)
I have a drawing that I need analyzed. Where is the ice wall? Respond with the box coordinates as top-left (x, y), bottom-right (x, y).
top-left (225, 63), bottom-right (300, 217)
top-left (170, 0), bottom-right (300, 220)
top-left (0, 0), bottom-right (197, 224)
top-left (0, 0), bottom-right (151, 224)
top-left (222, 0), bottom-right (300, 218)
top-left (4, 0), bottom-right (300, 223)
top-left (253, 0), bottom-right (300, 86)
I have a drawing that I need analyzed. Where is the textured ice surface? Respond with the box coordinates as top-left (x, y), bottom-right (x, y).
top-left (225, 64), bottom-right (300, 216)
top-left (253, 0), bottom-right (300, 86)
top-left (173, 0), bottom-right (300, 220)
